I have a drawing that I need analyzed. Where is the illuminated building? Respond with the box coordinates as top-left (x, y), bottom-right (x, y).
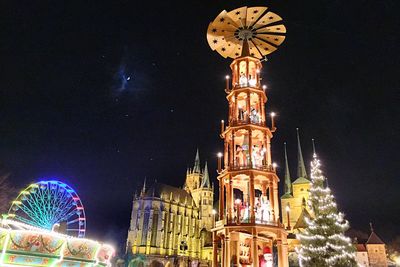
top-left (206, 6), bottom-right (289, 267)
top-left (279, 130), bottom-right (312, 259)
top-left (365, 229), bottom-right (388, 267)
top-left (125, 151), bottom-right (214, 267)
top-left (353, 225), bottom-right (388, 267)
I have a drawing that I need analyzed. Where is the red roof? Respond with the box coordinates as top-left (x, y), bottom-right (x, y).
top-left (355, 244), bottom-right (367, 252)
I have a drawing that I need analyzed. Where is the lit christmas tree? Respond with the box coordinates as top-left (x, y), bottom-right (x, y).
top-left (296, 144), bottom-right (357, 267)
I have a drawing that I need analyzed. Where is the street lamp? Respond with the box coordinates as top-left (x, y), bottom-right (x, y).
top-left (212, 209), bottom-right (217, 228)
top-left (270, 112), bottom-right (276, 129)
top-left (225, 75), bottom-right (230, 91)
top-left (217, 152), bottom-right (223, 173)
top-left (272, 162), bottom-right (277, 171)
top-left (286, 205), bottom-right (291, 230)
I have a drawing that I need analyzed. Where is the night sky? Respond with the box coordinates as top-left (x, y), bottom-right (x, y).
top-left (1, 0), bottom-right (399, 253)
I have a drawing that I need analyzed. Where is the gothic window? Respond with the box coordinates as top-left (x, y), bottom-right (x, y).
top-left (185, 216), bottom-right (189, 235)
top-left (150, 213), bottom-right (158, 247)
top-left (169, 213), bottom-right (174, 231)
top-left (141, 211), bottom-right (150, 246)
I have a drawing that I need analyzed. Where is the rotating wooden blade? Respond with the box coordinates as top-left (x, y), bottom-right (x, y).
top-left (253, 11), bottom-right (284, 29)
top-left (227, 6), bottom-right (248, 27)
top-left (252, 38), bottom-right (278, 56)
top-left (256, 24), bottom-right (286, 34)
top-left (246, 7), bottom-right (268, 27)
top-left (256, 34), bottom-right (286, 46)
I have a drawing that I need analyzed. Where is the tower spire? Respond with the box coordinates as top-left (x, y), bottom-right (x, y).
top-left (201, 161), bottom-right (211, 188)
top-left (284, 142), bottom-right (292, 195)
top-left (141, 177), bottom-right (147, 196)
top-left (312, 138), bottom-right (316, 158)
top-left (296, 128), bottom-right (308, 178)
top-left (193, 148), bottom-right (201, 173)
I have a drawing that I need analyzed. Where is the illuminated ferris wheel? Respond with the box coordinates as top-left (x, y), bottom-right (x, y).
top-left (7, 180), bottom-right (86, 237)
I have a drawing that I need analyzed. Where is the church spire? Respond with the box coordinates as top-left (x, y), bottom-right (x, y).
top-left (141, 177), bottom-right (147, 196)
top-left (201, 161), bottom-right (211, 188)
top-left (296, 128), bottom-right (307, 178)
top-left (284, 142), bottom-right (292, 195)
top-left (193, 148), bottom-right (201, 173)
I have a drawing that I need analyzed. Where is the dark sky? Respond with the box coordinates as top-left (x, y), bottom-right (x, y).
top-left (1, 0), bottom-right (399, 252)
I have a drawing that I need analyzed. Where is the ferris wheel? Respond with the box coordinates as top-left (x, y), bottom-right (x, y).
top-left (7, 180), bottom-right (86, 237)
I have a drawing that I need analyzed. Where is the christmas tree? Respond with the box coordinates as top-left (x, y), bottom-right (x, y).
top-left (296, 148), bottom-right (357, 267)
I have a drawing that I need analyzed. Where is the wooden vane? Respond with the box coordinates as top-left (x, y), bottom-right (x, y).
top-left (207, 6), bottom-right (286, 59)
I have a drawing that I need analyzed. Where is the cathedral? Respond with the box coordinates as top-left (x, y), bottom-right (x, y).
top-left (125, 150), bottom-right (214, 267)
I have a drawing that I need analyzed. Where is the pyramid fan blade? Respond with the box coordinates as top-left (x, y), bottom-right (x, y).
top-left (216, 41), bottom-right (237, 58)
top-left (207, 23), bottom-right (225, 50)
top-left (213, 10), bottom-right (239, 32)
top-left (228, 38), bottom-right (243, 58)
top-left (256, 24), bottom-right (286, 34)
top-left (207, 6), bottom-right (286, 58)
top-left (248, 41), bottom-right (263, 58)
top-left (207, 25), bottom-right (230, 50)
top-left (252, 38), bottom-right (278, 56)
top-left (256, 34), bottom-right (286, 46)
top-left (253, 12), bottom-right (284, 29)
top-left (246, 7), bottom-right (268, 28)
top-left (228, 42), bottom-right (243, 59)
top-left (227, 6), bottom-right (248, 27)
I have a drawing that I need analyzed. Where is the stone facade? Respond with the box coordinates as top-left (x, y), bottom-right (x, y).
top-left (126, 152), bottom-right (214, 267)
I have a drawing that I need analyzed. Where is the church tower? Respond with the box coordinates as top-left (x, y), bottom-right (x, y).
top-left (206, 6), bottom-right (289, 267)
top-left (184, 150), bottom-right (214, 230)
top-left (281, 129), bottom-right (312, 233)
